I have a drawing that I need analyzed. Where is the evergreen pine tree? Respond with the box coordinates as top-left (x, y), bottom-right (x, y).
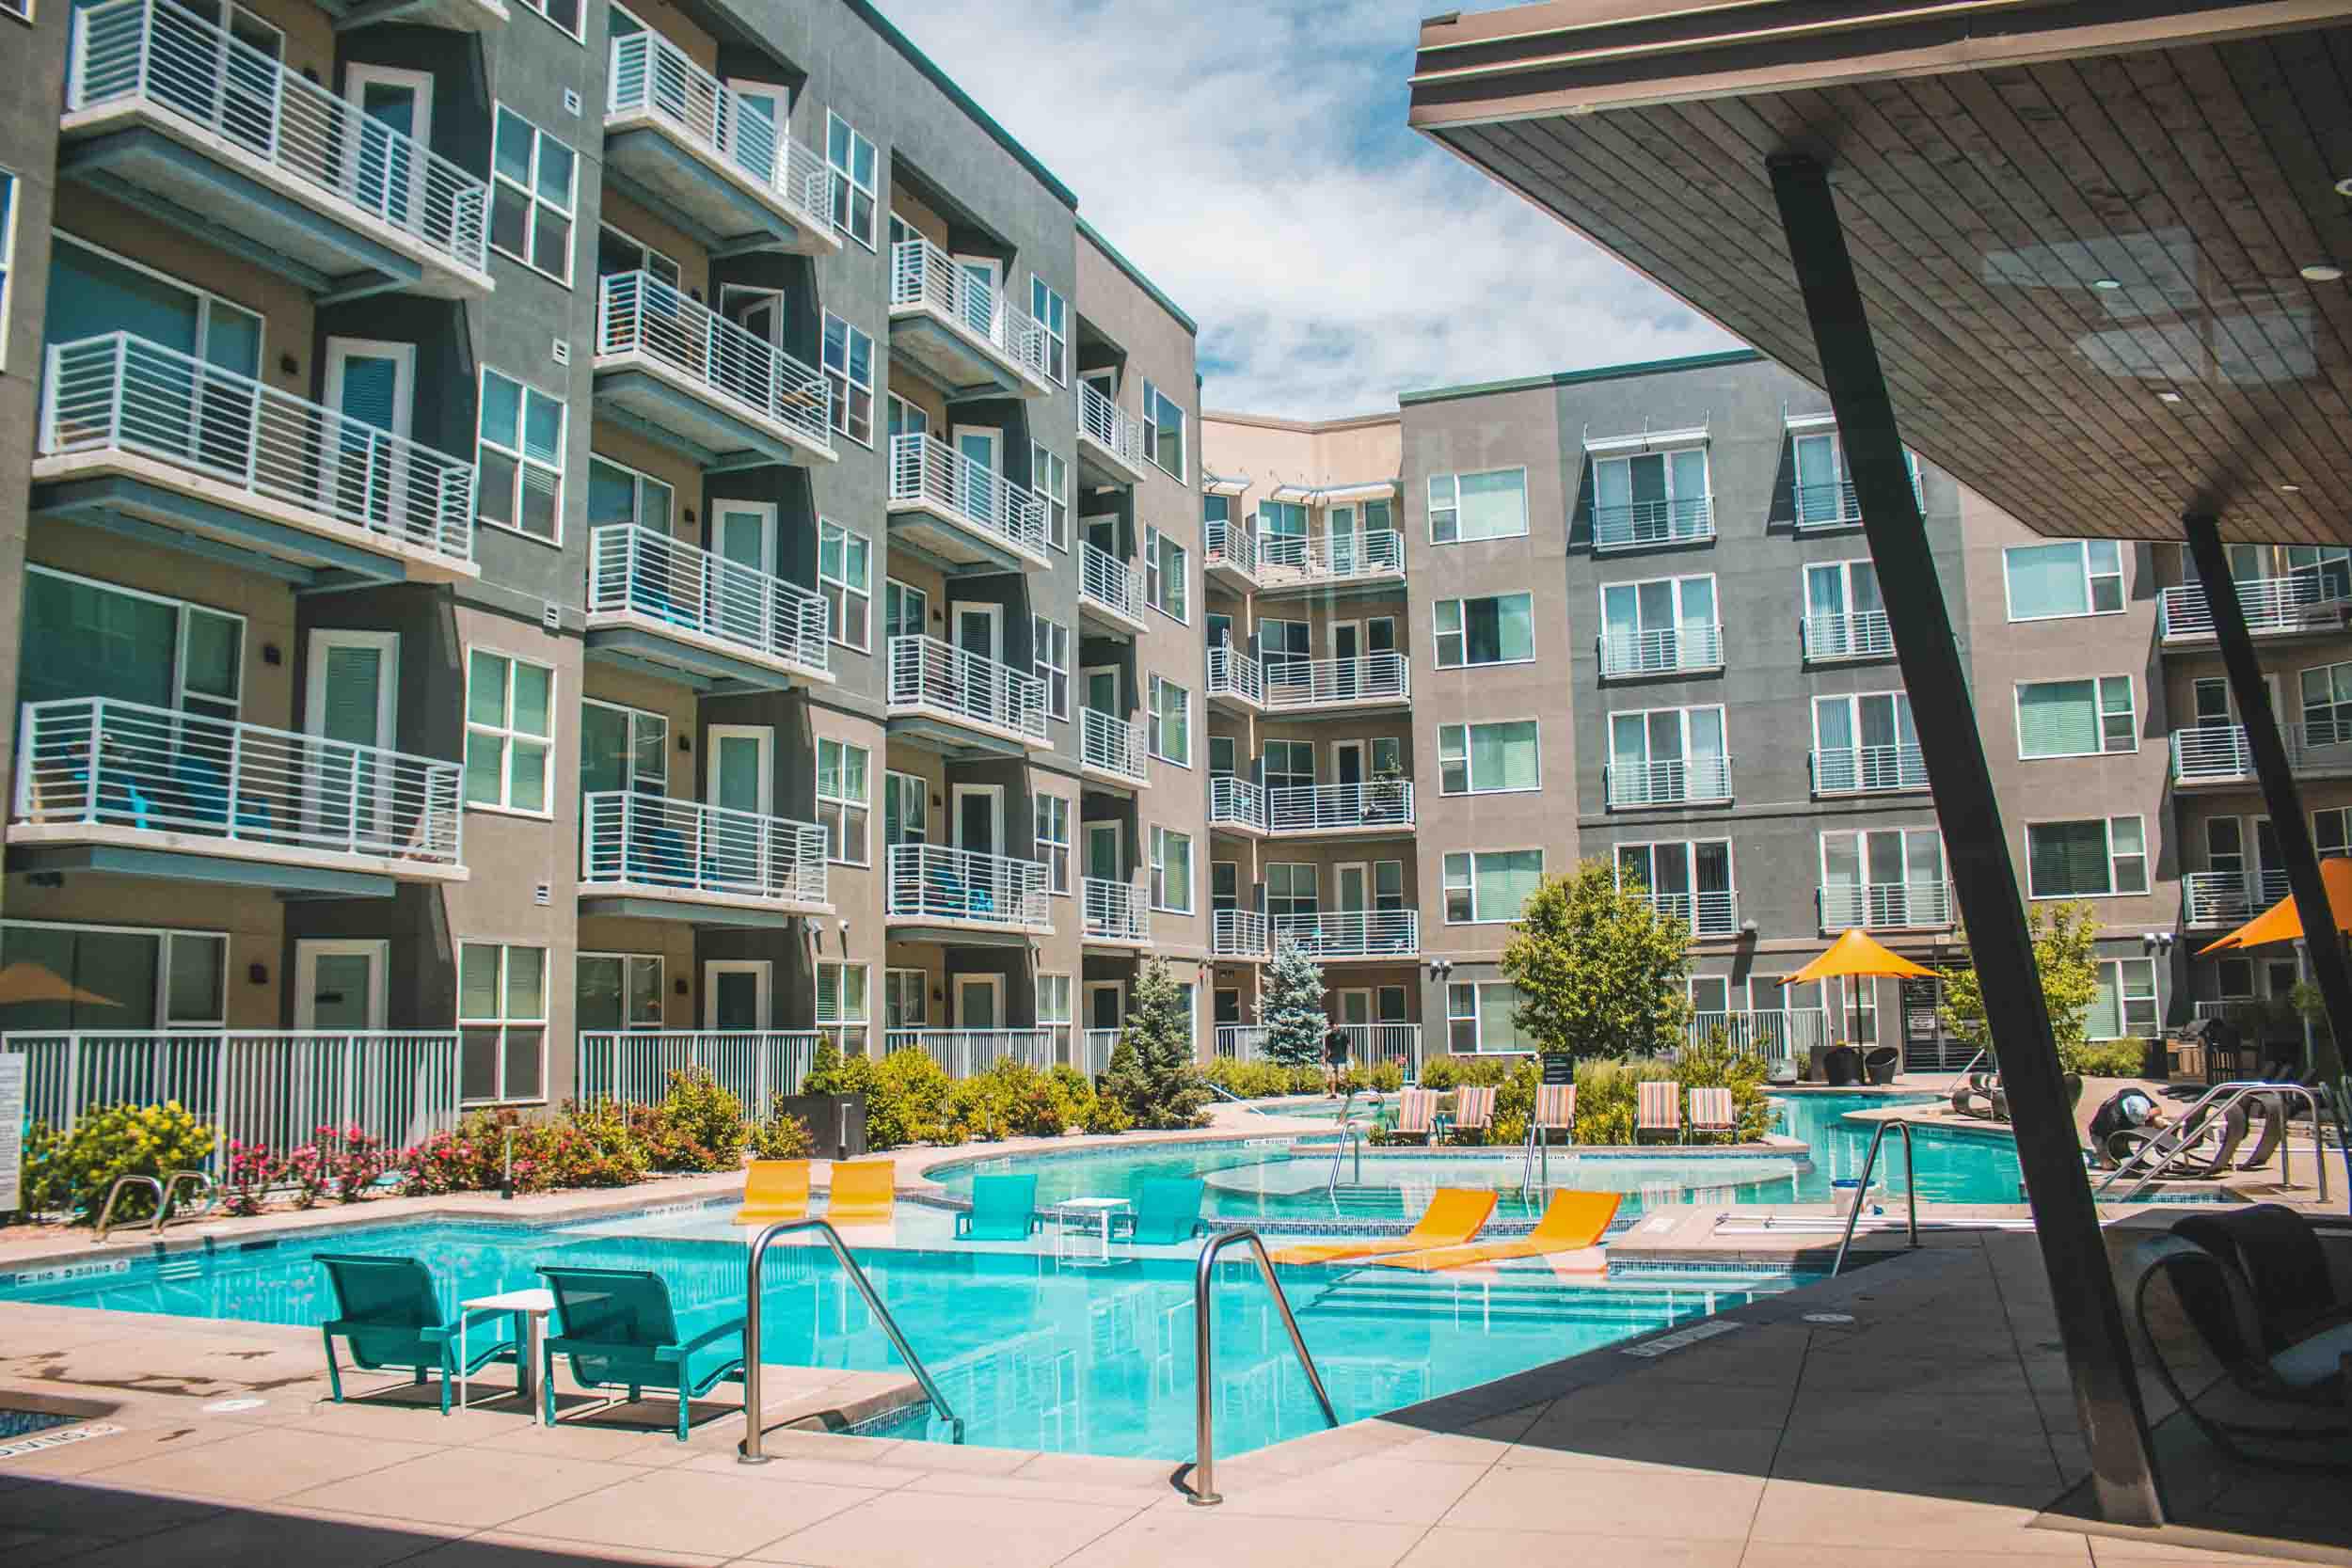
top-left (1261, 939), bottom-right (1328, 1068)
top-left (1112, 957), bottom-right (1213, 1130)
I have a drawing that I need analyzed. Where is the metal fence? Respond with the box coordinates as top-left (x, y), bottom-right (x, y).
top-left (606, 29), bottom-right (831, 230)
top-left (588, 523), bottom-right (830, 675)
top-left (596, 271), bottom-right (833, 452)
top-left (575, 1030), bottom-right (819, 1110)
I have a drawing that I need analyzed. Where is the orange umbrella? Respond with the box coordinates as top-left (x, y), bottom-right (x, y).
top-left (1780, 929), bottom-right (1935, 1049)
top-left (2195, 856), bottom-right (2352, 956)
top-left (0, 961), bottom-right (119, 1008)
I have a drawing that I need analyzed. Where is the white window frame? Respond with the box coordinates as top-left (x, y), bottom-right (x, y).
top-left (1037, 971), bottom-right (1073, 1025)
top-left (489, 105), bottom-right (576, 283)
top-left (580, 696), bottom-right (668, 795)
top-left (2013, 674), bottom-right (2137, 760)
top-left (586, 451), bottom-right (675, 532)
top-left (24, 563), bottom-right (246, 721)
top-left (2024, 815), bottom-right (2149, 899)
top-left (458, 941), bottom-right (548, 1105)
top-left (818, 518), bottom-right (871, 651)
top-left (825, 111), bottom-right (877, 248)
top-left (1441, 848), bottom-right (1545, 925)
top-left (815, 959), bottom-right (869, 1053)
top-left (1446, 980), bottom-right (1530, 1053)
top-left (514, 0), bottom-right (580, 39)
top-left (821, 312), bottom-right (875, 448)
top-left (1426, 467), bottom-right (1530, 545)
top-left (463, 647), bottom-right (555, 816)
top-left (1144, 527), bottom-right (1189, 623)
top-left (476, 366), bottom-right (565, 544)
top-left (1032, 442), bottom-right (1069, 550)
top-left (2003, 539), bottom-right (2126, 623)
top-left (1149, 824), bottom-right (1194, 914)
top-left (0, 918), bottom-right (230, 1028)
top-left (2090, 957), bottom-right (2159, 1040)
top-left (883, 966), bottom-right (928, 1029)
top-left (578, 951), bottom-right (665, 1032)
top-left (0, 169), bottom-right (14, 367)
top-left (1141, 376), bottom-right (1186, 480)
top-left (817, 737), bottom-right (870, 866)
top-left (1148, 673), bottom-right (1191, 768)
top-left (1030, 276), bottom-right (1067, 385)
top-left (1034, 615), bottom-right (1071, 722)
top-left (1036, 791), bottom-right (1072, 896)
top-left (1436, 720), bottom-right (1543, 797)
top-left (1433, 592), bottom-right (1535, 669)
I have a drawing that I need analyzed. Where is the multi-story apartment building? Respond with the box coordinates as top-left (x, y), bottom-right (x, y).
top-left (0, 0), bottom-right (1206, 1115)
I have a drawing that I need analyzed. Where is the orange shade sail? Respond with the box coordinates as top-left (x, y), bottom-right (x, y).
top-left (0, 961), bottom-right (120, 1008)
top-left (2195, 856), bottom-right (2352, 956)
top-left (1779, 927), bottom-right (1935, 987)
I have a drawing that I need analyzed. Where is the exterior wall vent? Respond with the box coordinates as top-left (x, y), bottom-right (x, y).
top-left (551, 337), bottom-right (570, 366)
top-left (543, 601), bottom-right (561, 631)
top-left (563, 87), bottom-right (580, 116)
top-left (534, 882), bottom-right (551, 907)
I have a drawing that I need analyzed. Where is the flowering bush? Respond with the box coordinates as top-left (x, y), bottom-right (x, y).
top-left (22, 1102), bottom-right (217, 1224)
top-left (624, 1069), bottom-right (746, 1172)
top-left (326, 1125), bottom-right (390, 1200)
top-left (219, 1140), bottom-right (283, 1216)
top-left (282, 1141), bottom-right (335, 1208)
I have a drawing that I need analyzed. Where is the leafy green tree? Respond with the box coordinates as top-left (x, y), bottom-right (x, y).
top-left (1499, 860), bottom-right (1692, 1060)
top-left (1938, 898), bottom-right (2102, 1067)
top-left (1103, 957), bottom-right (1212, 1129)
top-left (1261, 938), bottom-right (1328, 1068)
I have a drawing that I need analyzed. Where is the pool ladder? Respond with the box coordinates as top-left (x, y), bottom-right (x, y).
top-left (1188, 1229), bottom-right (1337, 1506)
top-left (2093, 1081), bottom-right (2333, 1205)
top-left (91, 1169), bottom-right (215, 1243)
top-left (1829, 1120), bottom-right (1919, 1275)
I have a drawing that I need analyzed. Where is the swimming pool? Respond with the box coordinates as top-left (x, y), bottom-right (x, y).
top-left (0, 1216), bottom-right (1794, 1460)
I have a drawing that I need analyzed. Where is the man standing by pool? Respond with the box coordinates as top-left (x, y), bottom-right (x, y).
top-left (1324, 1022), bottom-right (1350, 1096)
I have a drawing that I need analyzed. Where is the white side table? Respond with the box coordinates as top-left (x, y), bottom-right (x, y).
top-left (1050, 1196), bottom-right (1133, 1265)
top-left (459, 1287), bottom-right (557, 1423)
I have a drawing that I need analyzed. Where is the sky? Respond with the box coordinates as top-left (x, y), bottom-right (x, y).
top-left (876, 0), bottom-right (1740, 420)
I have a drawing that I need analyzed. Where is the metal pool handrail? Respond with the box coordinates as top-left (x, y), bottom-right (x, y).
top-left (1325, 1122), bottom-right (1363, 1196)
top-left (739, 1218), bottom-right (962, 1461)
top-left (1830, 1119), bottom-right (1917, 1275)
top-left (1189, 1229), bottom-right (1336, 1507)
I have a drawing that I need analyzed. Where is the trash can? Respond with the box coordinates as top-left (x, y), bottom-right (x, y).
top-left (1823, 1045), bottom-right (1863, 1085)
top-left (1863, 1047), bottom-right (1900, 1086)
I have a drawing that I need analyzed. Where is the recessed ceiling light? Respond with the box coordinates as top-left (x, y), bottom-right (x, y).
top-left (2157, 391), bottom-right (2184, 404)
top-left (2091, 277), bottom-right (2124, 290)
top-left (2280, 483), bottom-right (2302, 494)
top-left (2301, 263), bottom-right (2344, 283)
top-left (2336, 176), bottom-right (2352, 198)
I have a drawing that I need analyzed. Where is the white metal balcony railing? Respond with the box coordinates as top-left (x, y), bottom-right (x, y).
top-left (1263, 651), bottom-right (1409, 709)
top-left (2170, 721), bottom-right (2352, 783)
top-left (1205, 516), bottom-right (1258, 578)
top-left (885, 1028), bottom-right (1055, 1080)
top-left (1597, 623), bottom-right (1723, 677)
top-left (1079, 707), bottom-right (1148, 784)
top-left (1208, 644), bottom-right (1264, 706)
top-left (1082, 877), bottom-right (1150, 943)
top-left (1802, 610), bottom-right (1895, 661)
top-left (607, 31), bottom-right (832, 232)
top-left (1272, 911), bottom-right (1419, 958)
top-left (1259, 529), bottom-right (1406, 585)
top-left (887, 432), bottom-right (1048, 561)
top-left (888, 234), bottom-right (1052, 385)
top-left (1593, 496), bottom-right (1715, 550)
top-left (1078, 540), bottom-right (1142, 624)
top-left (578, 1030), bottom-right (820, 1111)
top-left (1813, 743), bottom-right (1929, 794)
top-left (581, 791), bottom-right (827, 905)
top-left (2159, 573), bottom-right (2352, 640)
top-left (69, 0), bottom-right (489, 273)
top-left (1078, 1028), bottom-right (1120, 1075)
top-left (1213, 909), bottom-right (1268, 957)
top-left (1214, 1023), bottom-right (1267, 1060)
top-left (2182, 868), bottom-right (2289, 927)
top-left (589, 524), bottom-right (829, 675)
top-left (41, 333), bottom-right (476, 568)
top-left (1606, 756), bottom-right (1732, 808)
top-left (2190, 999), bottom-right (2273, 1035)
top-left (1209, 776), bottom-right (1268, 833)
top-left (1077, 381), bottom-right (1144, 471)
top-left (596, 271), bottom-right (832, 452)
top-left (887, 634), bottom-right (1048, 743)
top-left (1266, 781), bottom-right (1415, 833)
top-left (1211, 1021), bottom-right (1419, 1067)
top-left (1645, 888), bottom-right (1740, 938)
top-left (1691, 1008), bottom-right (1834, 1060)
top-left (1820, 880), bottom-right (1956, 929)
top-left (13, 696), bottom-right (463, 866)
top-left (886, 841), bottom-right (1050, 928)
top-left (1795, 479), bottom-right (1862, 528)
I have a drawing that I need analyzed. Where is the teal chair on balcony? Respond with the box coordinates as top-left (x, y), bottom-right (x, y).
top-left (317, 1253), bottom-right (520, 1416)
top-left (1110, 1179), bottom-right (1209, 1245)
top-left (955, 1173), bottom-right (1041, 1241)
top-left (537, 1265), bottom-right (747, 1441)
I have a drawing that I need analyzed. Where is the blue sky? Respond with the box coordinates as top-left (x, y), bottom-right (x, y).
top-left (877, 0), bottom-right (1740, 419)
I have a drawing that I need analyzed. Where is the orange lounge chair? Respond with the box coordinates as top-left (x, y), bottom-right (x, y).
top-left (734, 1159), bottom-right (810, 1226)
top-left (1372, 1189), bottom-right (1622, 1272)
top-left (1268, 1187), bottom-right (1497, 1266)
top-left (824, 1159), bottom-right (896, 1225)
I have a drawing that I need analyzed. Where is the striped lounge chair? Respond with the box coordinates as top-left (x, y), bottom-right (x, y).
top-left (1392, 1087), bottom-right (1440, 1146)
top-left (1450, 1085), bottom-right (1498, 1142)
top-left (1532, 1084), bottom-right (1576, 1147)
top-left (1636, 1080), bottom-right (1684, 1143)
top-left (1689, 1086), bottom-right (1737, 1139)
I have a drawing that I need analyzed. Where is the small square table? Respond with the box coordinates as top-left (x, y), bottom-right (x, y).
top-left (1049, 1196), bottom-right (1133, 1265)
top-left (458, 1287), bottom-right (558, 1422)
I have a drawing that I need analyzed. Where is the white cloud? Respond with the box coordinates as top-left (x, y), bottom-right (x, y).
top-left (870, 0), bottom-right (1740, 417)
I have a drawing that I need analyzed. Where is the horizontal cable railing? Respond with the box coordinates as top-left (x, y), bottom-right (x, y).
top-left (886, 841), bottom-right (1050, 927)
top-left (607, 30), bottom-right (831, 230)
top-left (15, 695), bottom-right (462, 864)
top-left (589, 524), bottom-right (828, 674)
top-left (1597, 623), bottom-right (1722, 676)
top-left (1691, 1009), bottom-right (1833, 1061)
top-left (887, 234), bottom-right (1051, 384)
top-left (580, 790), bottom-right (828, 904)
top-left (1606, 756), bottom-right (1732, 808)
top-left (1078, 540), bottom-right (1142, 623)
top-left (886, 432), bottom-right (1048, 560)
top-left (1205, 516), bottom-right (1258, 578)
top-left (1213, 909), bottom-right (1267, 957)
top-left (1647, 888), bottom-right (1740, 938)
top-left (1812, 742), bottom-right (1929, 793)
top-left (596, 271), bottom-right (832, 451)
top-left (1267, 781), bottom-right (1415, 832)
top-left (1820, 880), bottom-right (1954, 929)
top-left (70, 0), bottom-right (488, 271)
top-left (1077, 381), bottom-right (1144, 469)
top-left (1593, 496), bottom-right (1714, 550)
top-left (1272, 910), bottom-right (1419, 958)
top-left (886, 634), bottom-right (1048, 741)
top-left (1259, 528), bottom-right (1405, 584)
top-left (1082, 877), bottom-right (1150, 942)
top-left (1209, 776), bottom-right (1267, 833)
top-left (2159, 573), bottom-right (2352, 639)
top-left (884, 1028), bottom-right (1055, 1079)
top-left (1208, 644), bottom-right (1264, 706)
top-left (2181, 868), bottom-right (2289, 927)
top-left (1079, 707), bottom-right (1148, 784)
top-left (1802, 610), bottom-right (1894, 661)
top-left (1263, 651), bottom-right (1408, 709)
top-left (41, 333), bottom-right (476, 566)
top-left (577, 1030), bottom-right (819, 1110)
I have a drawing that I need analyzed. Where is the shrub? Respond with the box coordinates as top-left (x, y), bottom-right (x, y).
top-left (2060, 1037), bottom-right (2151, 1078)
top-left (1673, 1031), bottom-right (1772, 1142)
top-left (748, 1099), bottom-right (815, 1159)
top-left (24, 1103), bottom-right (218, 1224)
top-left (802, 1034), bottom-right (877, 1099)
top-left (1367, 1063), bottom-right (1405, 1093)
top-left (1418, 1054), bottom-right (1520, 1091)
top-left (628, 1069), bottom-right (745, 1173)
top-left (1261, 940), bottom-right (1329, 1068)
top-left (1103, 959), bottom-right (1212, 1130)
top-left (1502, 860), bottom-right (1692, 1059)
top-left (866, 1048), bottom-right (957, 1149)
top-left (1570, 1058), bottom-right (1676, 1145)
top-left (1201, 1058), bottom-right (1323, 1099)
top-left (219, 1140), bottom-right (281, 1217)
top-left (1082, 1085), bottom-right (1134, 1134)
top-left (283, 1141), bottom-right (335, 1209)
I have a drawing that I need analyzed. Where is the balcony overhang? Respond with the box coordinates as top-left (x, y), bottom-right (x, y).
top-left (602, 119), bottom-right (841, 260)
top-left (1207, 816), bottom-right (1265, 840)
top-left (58, 119), bottom-right (491, 303)
top-left (882, 916), bottom-right (1049, 946)
top-left (582, 616), bottom-right (829, 693)
top-left (885, 307), bottom-right (1050, 402)
top-left (578, 888), bottom-right (828, 925)
top-left (1262, 693), bottom-right (1410, 718)
top-left (1250, 570), bottom-right (1407, 605)
top-left (1264, 822), bottom-right (1416, 841)
top-left (1205, 686), bottom-right (1263, 717)
top-left (1078, 761), bottom-right (1149, 797)
top-left (883, 501), bottom-right (1039, 575)
top-left (318, 0), bottom-right (506, 30)
top-left (1075, 430), bottom-right (1149, 490)
top-left (591, 361), bottom-right (833, 471)
top-left (6, 831), bottom-right (465, 895)
top-left (1307, 948), bottom-right (1422, 966)
top-left (1081, 929), bottom-right (1152, 951)
top-left (1076, 595), bottom-right (1148, 641)
top-left (884, 710), bottom-right (1045, 760)
top-left (1203, 556), bottom-right (1259, 594)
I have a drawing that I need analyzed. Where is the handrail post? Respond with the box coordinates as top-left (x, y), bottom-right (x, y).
top-left (1189, 1229), bottom-right (1336, 1506)
top-left (1830, 1118), bottom-right (1917, 1275)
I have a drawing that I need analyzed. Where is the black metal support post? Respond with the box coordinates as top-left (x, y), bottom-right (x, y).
top-left (2183, 516), bottom-right (2349, 1084)
top-left (1767, 153), bottom-right (2167, 1527)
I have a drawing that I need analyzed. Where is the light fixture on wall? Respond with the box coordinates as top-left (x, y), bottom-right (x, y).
top-left (677, 735), bottom-right (692, 752)
top-left (247, 963), bottom-right (269, 986)
top-left (675, 978), bottom-right (689, 996)
top-left (262, 643), bottom-right (282, 667)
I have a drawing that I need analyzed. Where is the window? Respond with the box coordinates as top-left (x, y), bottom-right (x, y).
top-left (1609, 705), bottom-right (1728, 805)
top-left (884, 968), bottom-right (927, 1029)
top-left (476, 368), bottom-right (566, 541)
top-left (0, 171), bottom-right (13, 367)
top-left (2089, 958), bottom-right (2158, 1040)
top-left (884, 578), bottom-right (928, 644)
top-left (816, 961), bottom-right (869, 1055)
top-left (1615, 840), bottom-right (1736, 935)
top-left (2015, 676), bottom-right (2136, 758)
top-left (489, 108), bottom-right (576, 281)
top-left (2005, 540), bottom-right (2124, 621)
top-left (579, 699), bottom-right (666, 796)
top-left (0, 921), bottom-right (227, 1033)
top-left (1143, 527), bottom-right (1188, 621)
top-left (1267, 863), bottom-right (1317, 918)
top-left (1812, 691), bottom-right (1921, 792)
top-left (1593, 449), bottom-right (1709, 544)
top-left (1033, 617), bottom-right (1070, 721)
top-left (1203, 493), bottom-right (1230, 529)
top-left (464, 650), bottom-right (553, 813)
top-left (515, 0), bottom-right (579, 37)
top-left (1036, 793), bottom-right (1071, 895)
top-left (1803, 560), bottom-right (1887, 659)
top-left (1448, 982), bottom-right (1531, 1053)
top-left (1442, 850), bottom-right (1544, 924)
top-left (826, 112), bottom-right (877, 248)
top-left (1141, 378), bottom-right (1184, 478)
top-left (1263, 739), bottom-right (1314, 793)
top-left (821, 313), bottom-right (874, 446)
top-left (882, 769), bottom-right (926, 847)
top-left (21, 566), bottom-right (242, 720)
top-left (1148, 674), bottom-right (1191, 767)
top-left (577, 953), bottom-right (662, 1033)
top-left (1150, 826), bottom-right (1194, 913)
top-left (1600, 575), bottom-right (1718, 673)
top-left (596, 223), bottom-right (678, 290)
top-left (459, 942), bottom-right (547, 1103)
top-left (817, 738), bottom-right (870, 865)
top-left (1030, 277), bottom-right (1067, 383)
top-left (2301, 661), bottom-right (2352, 744)
top-left (2026, 816), bottom-right (2148, 898)
top-left (2318, 807), bottom-right (2351, 859)
top-left (586, 455), bottom-right (673, 533)
top-left (1032, 443), bottom-right (1069, 549)
top-left (1434, 593), bottom-right (1534, 667)
top-left (818, 519), bottom-right (871, 650)
top-left (1438, 720), bottom-right (1539, 795)
top-left (887, 392), bottom-right (928, 443)
top-left (1427, 468), bottom-right (1528, 544)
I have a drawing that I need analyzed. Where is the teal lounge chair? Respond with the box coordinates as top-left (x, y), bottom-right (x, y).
top-left (538, 1265), bottom-right (746, 1441)
top-left (955, 1173), bottom-right (1041, 1241)
top-left (1111, 1179), bottom-right (1208, 1245)
top-left (317, 1253), bottom-right (520, 1416)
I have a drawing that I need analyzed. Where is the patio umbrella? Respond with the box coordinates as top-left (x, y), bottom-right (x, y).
top-left (1780, 928), bottom-right (1934, 1050)
top-left (0, 961), bottom-right (119, 1008)
top-left (2195, 856), bottom-right (2352, 956)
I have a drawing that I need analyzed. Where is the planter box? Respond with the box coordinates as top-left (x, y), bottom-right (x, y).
top-left (775, 1093), bottom-right (866, 1162)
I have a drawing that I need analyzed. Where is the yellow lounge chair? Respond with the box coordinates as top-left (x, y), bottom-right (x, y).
top-left (1268, 1187), bottom-right (1497, 1266)
top-left (1372, 1189), bottom-right (1622, 1272)
top-left (733, 1160), bottom-right (811, 1226)
top-left (824, 1158), bottom-right (896, 1225)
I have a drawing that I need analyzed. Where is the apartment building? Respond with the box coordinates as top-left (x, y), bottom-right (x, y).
top-left (0, 0), bottom-right (1206, 1117)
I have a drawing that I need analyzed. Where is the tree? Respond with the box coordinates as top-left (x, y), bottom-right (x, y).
top-left (1500, 860), bottom-right (1692, 1060)
top-left (1260, 939), bottom-right (1327, 1068)
top-left (1938, 899), bottom-right (2102, 1066)
top-left (1103, 957), bottom-right (1212, 1129)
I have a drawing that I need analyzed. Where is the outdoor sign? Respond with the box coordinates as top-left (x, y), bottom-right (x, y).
top-left (1540, 1054), bottom-right (1575, 1085)
top-left (0, 1054), bottom-right (23, 1215)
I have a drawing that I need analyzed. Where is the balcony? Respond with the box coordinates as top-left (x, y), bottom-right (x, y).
top-left (1077, 541), bottom-right (1146, 638)
top-left (2159, 574), bottom-right (2352, 642)
top-left (1795, 472), bottom-right (1920, 530)
top-left (579, 791), bottom-right (828, 920)
top-left (886, 234), bottom-right (1052, 397)
top-left (885, 433), bottom-right (1050, 570)
top-left (1213, 909), bottom-right (1268, 958)
top-left (578, 1031), bottom-right (821, 1109)
top-left (1812, 743), bottom-right (1929, 795)
top-left (10, 696), bottom-right (464, 894)
top-left (1076, 382), bottom-right (1147, 486)
top-left (2183, 868), bottom-right (2287, 927)
top-left (1204, 516), bottom-right (1258, 589)
top-left (1208, 776), bottom-right (1267, 835)
top-left (1820, 880), bottom-right (1955, 930)
top-left (1802, 610), bottom-right (1895, 663)
top-left (310, 0), bottom-right (505, 33)
top-left (1264, 652), bottom-right (1409, 713)
top-left (1214, 1023), bottom-right (1266, 1059)
top-left (886, 635), bottom-right (1049, 753)
top-left (1593, 496), bottom-right (1714, 551)
top-left (1691, 1008), bottom-right (1833, 1060)
top-left (1597, 623), bottom-right (1723, 678)
top-left (1257, 529), bottom-right (1406, 598)
top-left (1206, 645), bottom-right (1264, 712)
top-left (1076, 1028), bottom-right (1119, 1075)
top-left (885, 843), bottom-right (1052, 940)
top-left (884, 1028), bottom-right (1056, 1079)
top-left (1078, 708), bottom-right (1149, 791)
top-left (584, 524), bottom-right (830, 689)
top-left (35, 334), bottom-right (478, 584)
top-left (63, 0), bottom-right (491, 299)
top-left (1082, 878), bottom-right (1151, 947)
top-left (1272, 911), bottom-right (1419, 961)
top-left (2171, 721), bottom-right (2352, 787)
top-left (1607, 756), bottom-right (1733, 809)
top-left (1644, 889), bottom-right (1740, 938)
top-left (1267, 782), bottom-right (1415, 836)
top-left (603, 30), bottom-right (838, 256)
top-left (593, 271), bottom-right (834, 468)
